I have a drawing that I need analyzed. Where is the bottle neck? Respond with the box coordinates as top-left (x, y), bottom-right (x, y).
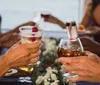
top-left (66, 22), bottom-right (78, 39)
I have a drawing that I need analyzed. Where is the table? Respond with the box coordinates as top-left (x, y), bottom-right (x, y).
top-left (0, 69), bottom-right (33, 85)
top-left (0, 81), bottom-right (32, 85)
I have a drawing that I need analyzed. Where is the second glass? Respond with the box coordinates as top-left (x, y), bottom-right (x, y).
top-left (57, 38), bottom-right (84, 78)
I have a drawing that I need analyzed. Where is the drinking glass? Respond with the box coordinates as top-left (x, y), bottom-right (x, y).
top-left (40, 9), bottom-right (51, 28)
top-left (57, 38), bottom-right (84, 78)
top-left (41, 10), bottom-right (50, 19)
top-left (19, 25), bottom-right (43, 72)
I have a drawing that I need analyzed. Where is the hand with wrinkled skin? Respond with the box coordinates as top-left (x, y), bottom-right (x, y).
top-left (59, 51), bottom-right (100, 83)
top-left (0, 40), bottom-right (41, 78)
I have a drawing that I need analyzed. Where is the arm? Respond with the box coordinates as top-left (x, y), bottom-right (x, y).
top-left (0, 34), bottom-right (5, 47)
top-left (81, 3), bottom-right (93, 26)
top-left (0, 33), bottom-right (20, 48)
top-left (79, 3), bottom-right (93, 30)
top-left (80, 37), bottom-right (100, 56)
top-left (0, 56), bottom-right (10, 79)
top-left (5, 21), bottom-right (35, 34)
top-left (56, 19), bottom-right (66, 29)
top-left (0, 21), bottom-right (35, 48)
top-left (42, 15), bottom-right (66, 29)
top-left (86, 26), bottom-right (100, 34)
top-left (0, 33), bottom-right (6, 38)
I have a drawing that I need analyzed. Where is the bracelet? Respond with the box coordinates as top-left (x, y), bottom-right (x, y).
top-left (79, 24), bottom-right (85, 30)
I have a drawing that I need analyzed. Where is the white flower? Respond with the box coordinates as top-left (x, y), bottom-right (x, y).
top-left (52, 68), bottom-right (58, 73)
top-left (44, 79), bottom-right (47, 82)
top-left (43, 74), bottom-right (50, 80)
top-left (46, 67), bottom-right (53, 75)
top-left (47, 78), bottom-right (51, 81)
top-left (44, 81), bottom-right (50, 85)
top-left (36, 76), bottom-right (44, 84)
top-left (43, 38), bottom-right (57, 53)
top-left (51, 73), bottom-right (57, 80)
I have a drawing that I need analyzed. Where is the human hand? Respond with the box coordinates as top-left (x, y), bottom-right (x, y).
top-left (80, 37), bottom-right (100, 56)
top-left (0, 33), bottom-right (20, 48)
top-left (86, 26), bottom-right (100, 35)
top-left (59, 51), bottom-right (100, 82)
top-left (2, 40), bottom-right (41, 69)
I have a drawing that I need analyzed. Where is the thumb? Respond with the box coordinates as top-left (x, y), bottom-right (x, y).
top-left (85, 51), bottom-right (100, 63)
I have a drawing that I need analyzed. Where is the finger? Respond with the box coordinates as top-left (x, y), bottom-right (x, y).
top-left (84, 51), bottom-right (93, 56)
top-left (63, 65), bottom-right (69, 72)
top-left (28, 52), bottom-right (40, 60)
top-left (59, 57), bottom-right (80, 65)
top-left (85, 51), bottom-right (100, 62)
top-left (68, 73), bottom-right (90, 82)
top-left (63, 64), bottom-right (79, 72)
top-left (29, 47), bottom-right (40, 53)
top-left (59, 57), bottom-right (72, 64)
top-left (85, 51), bottom-right (98, 58)
top-left (29, 58), bottom-right (38, 64)
top-left (62, 65), bottom-right (68, 72)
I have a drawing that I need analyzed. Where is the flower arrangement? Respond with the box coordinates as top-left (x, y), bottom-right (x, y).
top-left (32, 61), bottom-right (70, 85)
top-left (31, 37), bottom-right (74, 85)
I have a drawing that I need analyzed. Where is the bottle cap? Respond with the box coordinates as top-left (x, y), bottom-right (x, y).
top-left (72, 21), bottom-right (76, 26)
top-left (66, 22), bottom-right (70, 26)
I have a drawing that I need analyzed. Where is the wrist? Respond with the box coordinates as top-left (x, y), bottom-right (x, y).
top-left (0, 56), bottom-right (10, 78)
top-left (1, 55), bottom-right (11, 69)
